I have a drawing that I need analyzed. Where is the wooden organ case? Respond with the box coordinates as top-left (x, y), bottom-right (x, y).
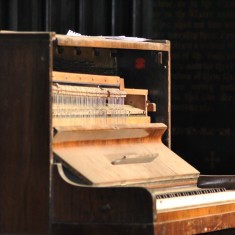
top-left (1, 32), bottom-right (235, 235)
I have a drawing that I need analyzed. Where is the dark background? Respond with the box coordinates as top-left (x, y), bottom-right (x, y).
top-left (0, 0), bottom-right (234, 175)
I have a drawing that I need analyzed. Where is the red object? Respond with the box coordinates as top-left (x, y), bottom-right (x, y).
top-left (135, 57), bottom-right (146, 69)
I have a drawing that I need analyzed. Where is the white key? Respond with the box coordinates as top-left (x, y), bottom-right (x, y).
top-left (156, 190), bottom-right (235, 212)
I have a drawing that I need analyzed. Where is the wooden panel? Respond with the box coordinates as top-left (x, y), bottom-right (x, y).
top-left (155, 210), bottom-right (235, 235)
top-left (0, 33), bottom-right (52, 233)
top-left (53, 124), bottom-right (198, 186)
top-left (51, 164), bottom-right (155, 223)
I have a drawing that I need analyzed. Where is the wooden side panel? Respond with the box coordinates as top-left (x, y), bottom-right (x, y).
top-left (51, 164), bottom-right (155, 224)
top-left (0, 33), bottom-right (51, 234)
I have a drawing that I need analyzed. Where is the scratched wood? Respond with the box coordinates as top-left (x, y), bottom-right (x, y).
top-left (155, 209), bottom-right (235, 235)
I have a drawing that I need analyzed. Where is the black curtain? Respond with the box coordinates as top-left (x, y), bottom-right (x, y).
top-left (0, 0), bottom-right (153, 37)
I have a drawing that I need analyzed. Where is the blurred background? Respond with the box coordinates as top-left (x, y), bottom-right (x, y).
top-left (0, 0), bottom-right (234, 174)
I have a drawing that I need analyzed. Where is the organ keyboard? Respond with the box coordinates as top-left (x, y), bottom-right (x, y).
top-left (1, 31), bottom-right (235, 235)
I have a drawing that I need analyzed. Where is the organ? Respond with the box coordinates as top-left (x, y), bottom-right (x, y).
top-left (0, 31), bottom-right (235, 235)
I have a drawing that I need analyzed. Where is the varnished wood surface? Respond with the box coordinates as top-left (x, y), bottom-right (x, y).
top-left (0, 33), bottom-right (52, 233)
top-left (157, 202), bottom-right (235, 222)
top-left (155, 210), bottom-right (235, 235)
top-left (155, 193), bottom-right (235, 234)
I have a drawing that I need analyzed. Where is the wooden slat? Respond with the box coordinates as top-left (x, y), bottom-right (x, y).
top-left (53, 122), bottom-right (162, 143)
top-left (53, 71), bottom-right (121, 86)
top-left (125, 88), bottom-right (148, 95)
top-left (55, 34), bottom-right (170, 51)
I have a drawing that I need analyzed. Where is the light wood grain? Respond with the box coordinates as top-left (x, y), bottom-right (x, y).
top-left (56, 34), bottom-right (170, 51)
top-left (53, 71), bottom-right (122, 87)
top-left (53, 124), bottom-right (199, 186)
